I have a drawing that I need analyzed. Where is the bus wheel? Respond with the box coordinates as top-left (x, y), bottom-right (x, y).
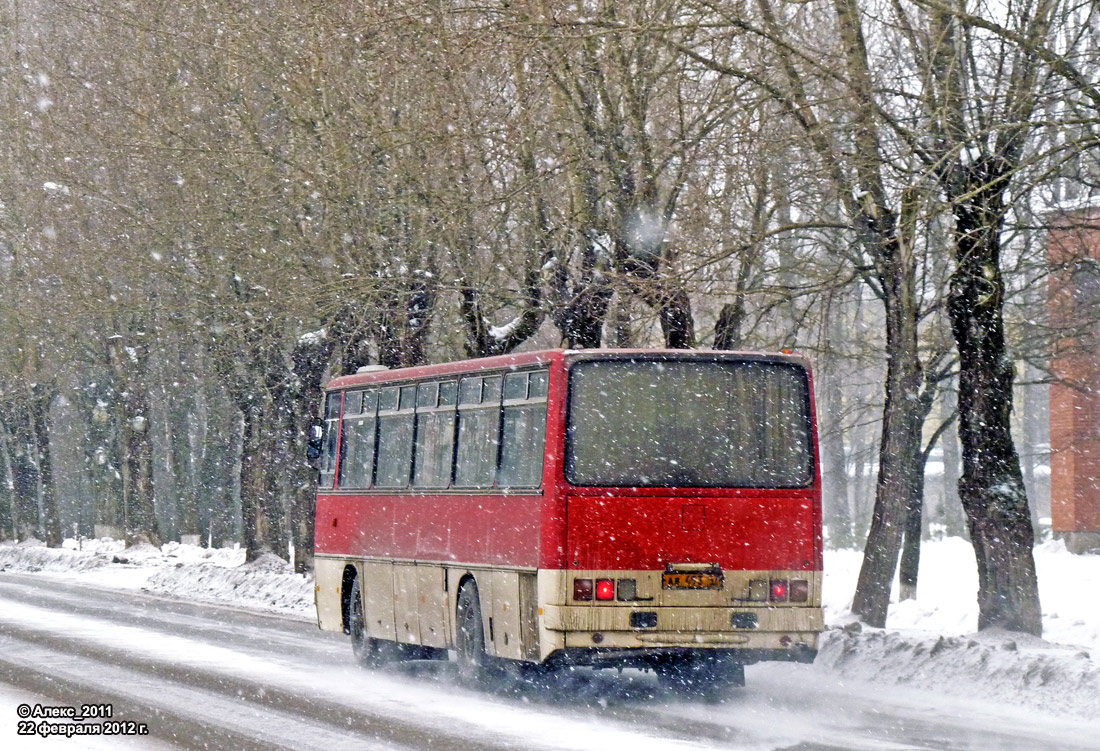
top-left (655, 655), bottom-right (745, 702)
top-left (455, 582), bottom-right (487, 684)
top-left (349, 577), bottom-right (383, 667)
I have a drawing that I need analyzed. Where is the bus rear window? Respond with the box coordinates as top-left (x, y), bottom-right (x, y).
top-left (566, 359), bottom-right (812, 488)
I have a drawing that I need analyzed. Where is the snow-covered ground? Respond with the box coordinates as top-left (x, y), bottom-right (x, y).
top-left (0, 537), bottom-right (313, 615)
top-left (824, 537), bottom-right (1100, 718)
top-left (1, 536), bottom-right (1097, 718)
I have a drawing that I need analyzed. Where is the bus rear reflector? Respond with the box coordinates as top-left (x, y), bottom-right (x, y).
top-left (573, 579), bottom-right (594, 601)
top-left (770, 580), bottom-right (789, 602)
top-left (790, 579), bottom-right (809, 603)
top-left (596, 579), bottom-right (615, 601)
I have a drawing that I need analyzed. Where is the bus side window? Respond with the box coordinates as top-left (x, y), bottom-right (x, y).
top-left (338, 389), bottom-right (376, 490)
top-left (413, 381), bottom-right (457, 489)
top-left (455, 376), bottom-right (501, 488)
top-left (375, 386), bottom-right (415, 488)
top-left (319, 392), bottom-right (342, 488)
top-left (499, 371), bottom-right (548, 488)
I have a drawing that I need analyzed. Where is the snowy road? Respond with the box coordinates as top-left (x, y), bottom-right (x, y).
top-left (0, 573), bottom-right (1097, 751)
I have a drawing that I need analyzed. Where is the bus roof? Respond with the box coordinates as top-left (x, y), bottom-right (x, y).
top-left (324, 348), bottom-right (811, 391)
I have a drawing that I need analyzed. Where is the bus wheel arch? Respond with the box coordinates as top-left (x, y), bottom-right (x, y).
top-left (340, 564), bottom-right (359, 635)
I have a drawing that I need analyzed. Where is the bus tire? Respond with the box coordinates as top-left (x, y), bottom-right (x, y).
top-left (349, 576), bottom-right (384, 667)
top-left (455, 582), bottom-right (487, 684)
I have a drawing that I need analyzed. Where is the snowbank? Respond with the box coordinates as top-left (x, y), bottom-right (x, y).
top-left (824, 537), bottom-right (1100, 655)
top-left (0, 538), bottom-right (111, 574)
top-left (0, 537), bottom-right (310, 616)
top-left (145, 553), bottom-right (313, 615)
top-left (821, 538), bottom-right (1100, 719)
top-left (819, 624), bottom-right (1100, 718)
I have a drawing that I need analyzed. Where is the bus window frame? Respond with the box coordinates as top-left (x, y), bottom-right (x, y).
top-left (498, 370), bottom-right (549, 489)
top-left (336, 388), bottom-right (377, 490)
top-left (412, 380), bottom-right (458, 489)
top-left (323, 366), bottom-right (551, 494)
top-left (374, 385), bottom-right (417, 489)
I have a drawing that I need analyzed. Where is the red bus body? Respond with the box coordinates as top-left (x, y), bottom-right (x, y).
top-left (314, 349), bottom-right (823, 677)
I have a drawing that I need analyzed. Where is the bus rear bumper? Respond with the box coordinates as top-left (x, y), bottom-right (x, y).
top-left (539, 603), bottom-right (821, 659)
top-left (543, 644), bottom-right (817, 670)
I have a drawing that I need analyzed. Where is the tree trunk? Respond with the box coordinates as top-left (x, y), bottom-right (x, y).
top-left (1, 405), bottom-right (41, 541)
top-left (897, 466), bottom-right (926, 601)
top-left (549, 233), bottom-right (614, 349)
top-left (714, 301), bottom-right (746, 351)
top-left (29, 388), bottom-right (62, 547)
top-left (820, 291), bottom-right (854, 548)
top-left (239, 402), bottom-right (268, 563)
top-left (629, 277), bottom-right (695, 349)
top-left (850, 260), bottom-right (925, 627)
top-left (284, 333), bottom-right (335, 573)
top-left (820, 370), bottom-right (855, 549)
top-left (946, 179), bottom-right (1041, 635)
top-left (377, 276), bottom-right (434, 369)
top-left (939, 387), bottom-right (967, 537)
top-left (0, 424), bottom-right (14, 540)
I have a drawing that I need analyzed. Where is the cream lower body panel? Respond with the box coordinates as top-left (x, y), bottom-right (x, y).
top-left (313, 554), bottom-right (538, 661)
top-left (314, 557), bottom-right (345, 632)
top-left (315, 556), bottom-right (823, 666)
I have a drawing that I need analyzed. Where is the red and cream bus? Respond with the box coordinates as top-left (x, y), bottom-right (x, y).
top-left (313, 349), bottom-right (822, 693)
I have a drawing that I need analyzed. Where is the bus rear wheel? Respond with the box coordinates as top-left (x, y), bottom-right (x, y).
top-left (455, 582), bottom-right (488, 684)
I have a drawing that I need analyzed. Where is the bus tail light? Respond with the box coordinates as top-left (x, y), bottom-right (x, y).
top-left (616, 578), bottom-right (637, 601)
top-left (790, 579), bottom-right (809, 603)
top-left (770, 579), bottom-right (789, 602)
top-left (595, 579), bottom-right (615, 601)
top-left (748, 579), bottom-right (768, 601)
top-left (573, 579), bottom-right (594, 601)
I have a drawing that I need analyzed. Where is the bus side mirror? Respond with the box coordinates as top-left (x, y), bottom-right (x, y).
top-left (306, 424), bottom-right (324, 466)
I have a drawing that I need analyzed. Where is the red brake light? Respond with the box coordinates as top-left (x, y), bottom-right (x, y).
top-left (595, 579), bottom-right (615, 601)
top-left (770, 579), bottom-right (789, 602)
top-left (573, 578), bottom-right (593, 601)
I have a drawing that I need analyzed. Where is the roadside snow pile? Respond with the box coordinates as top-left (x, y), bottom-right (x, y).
top-left (0, 538), bottom-right (111, 573)
top-left (144, 550), bottom-right (313, 615)
top-left (825, 537), bottom-right (1100, 654)
top-left (0, 536), bottom-right (310, 616)
top-left (818, 625), bottom-right (1100, 718)
top-left (823, 537), bottom-right (1100, 719)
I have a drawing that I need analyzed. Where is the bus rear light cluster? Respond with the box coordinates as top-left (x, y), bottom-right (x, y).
top-left (573, 578), bottom-right (640, 601)
top-left (748, 579), bottom-right (809, 603)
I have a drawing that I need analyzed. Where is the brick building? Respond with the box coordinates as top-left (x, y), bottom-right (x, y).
top-left (1048, 208), bottom-right (1100, 553)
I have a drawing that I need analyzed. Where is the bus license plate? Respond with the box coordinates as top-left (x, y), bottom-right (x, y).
top-left (662, 570), bottom-right (723, 590)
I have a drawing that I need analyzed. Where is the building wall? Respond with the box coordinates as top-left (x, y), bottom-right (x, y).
top-left (1047, 209), bottom-right (1100, 538)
